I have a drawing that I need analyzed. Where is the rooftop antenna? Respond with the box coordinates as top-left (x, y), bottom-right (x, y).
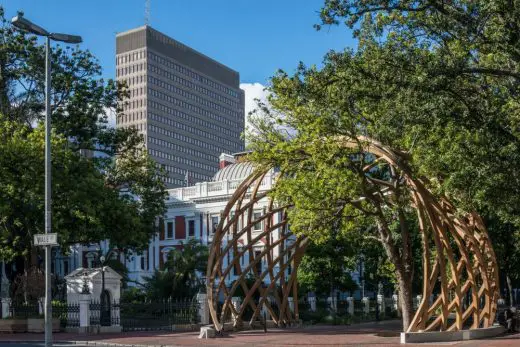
top-left (145, 0), bottom-right (150, 26)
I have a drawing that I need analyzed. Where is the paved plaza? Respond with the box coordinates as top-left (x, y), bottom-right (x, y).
top-left (0, 321), bottom-right (519, 346)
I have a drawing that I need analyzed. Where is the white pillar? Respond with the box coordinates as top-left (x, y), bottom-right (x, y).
top-left (1, 298), bottom-right (11, 318)
top-left (197, 293), bottom-right (209, 325)
top-left (377, 294), bottom-right (384, 315)
top-left (288, 297), bottom-right (294, 313)
top-left (261, 297), bottom-right (271, 320)
top-left (308, 296), bottom-right (317, 312)
top-left (392, 294), bottom-right (399, 313)
top-left (415, 294), bottom-right (422, 310)
top-left (346, 297), bottom-right (354, 316)
top-left (79, 293), bottom-right (91, 330)
top-left (38, 297), bottom-right (44, 315)
top-left (231, 297), bottom-right (242, 327)
top-left (327, 297), bottom-right (337, 312)
top-left (362, 297), bottom-right (370, 315)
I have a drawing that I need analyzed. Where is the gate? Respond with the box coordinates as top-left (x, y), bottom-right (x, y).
top-left (100, 290), bottom-right (111, 326)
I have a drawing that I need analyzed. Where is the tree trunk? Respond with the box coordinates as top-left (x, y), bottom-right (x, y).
top-left (506, 273), bottom-right (514, 306)
top-left (396, 268), bottom-right (414, 331)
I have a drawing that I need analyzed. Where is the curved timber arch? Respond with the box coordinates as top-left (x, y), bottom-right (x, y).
top-left (206, 136), bottom-right (499, 333)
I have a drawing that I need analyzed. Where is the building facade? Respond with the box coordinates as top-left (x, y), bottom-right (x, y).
top-left (116, 26), bottom-right (245, 187)
top-left (50, 154), bottom-right (286, 289)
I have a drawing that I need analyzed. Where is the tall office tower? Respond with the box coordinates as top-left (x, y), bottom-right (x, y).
top-left (116, 26), bottom-right (245, 187)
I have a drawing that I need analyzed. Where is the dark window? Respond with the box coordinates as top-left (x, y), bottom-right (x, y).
top-left (167, 222), bottom-right (174, 239)
top-left (140, 256), bottom-right (145, 270)
top-left (255, 250), bottom-right (262, 276)
top-left (211, 216), bottom-right (219, 233)
top-left (63, 260), bottom-right (69, 275)
top-left (188, 220), bottom-right (195, 237)
top-left (253, 212), bottom-right (263, 231)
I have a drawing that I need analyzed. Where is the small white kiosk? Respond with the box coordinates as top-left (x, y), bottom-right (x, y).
top-left (65, 267), bottom-right (122, 333)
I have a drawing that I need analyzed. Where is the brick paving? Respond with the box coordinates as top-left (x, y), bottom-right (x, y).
top-left (0, 321), bottom-right (519, 346)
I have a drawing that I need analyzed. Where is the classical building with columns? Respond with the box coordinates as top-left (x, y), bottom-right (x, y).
top-left (48, 153), bottom-right (288, 289)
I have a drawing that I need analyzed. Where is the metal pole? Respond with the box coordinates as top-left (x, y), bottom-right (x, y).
top-left (101, 265), bottom-right (105, 325)
top-left (44, 36), bottom-right (52, 347)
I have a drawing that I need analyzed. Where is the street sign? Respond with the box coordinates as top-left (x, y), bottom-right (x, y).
top-left (34, 233), bottom-right (58, 246)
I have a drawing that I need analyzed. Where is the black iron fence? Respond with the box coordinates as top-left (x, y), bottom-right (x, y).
top-left (6, 297), bottom-right (198, 332)
top-left (297, 296), bottom-right (398, 325)
top-left (8, 301), bottom-right (80, 328)
top-left (120, 297), bottom-right (199, 331)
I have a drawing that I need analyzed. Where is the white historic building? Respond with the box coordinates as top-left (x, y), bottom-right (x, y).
top-left (51, 153), bottom-right (284, 288)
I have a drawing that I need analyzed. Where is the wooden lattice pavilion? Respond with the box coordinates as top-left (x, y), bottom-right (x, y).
top-left (206, 137), bottom-right (500, 333)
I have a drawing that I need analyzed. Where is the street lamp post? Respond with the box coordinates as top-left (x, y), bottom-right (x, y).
top-left (11, 13), bottom-right (82, 347)
top-left (100, 255), bottom-right (107, 326)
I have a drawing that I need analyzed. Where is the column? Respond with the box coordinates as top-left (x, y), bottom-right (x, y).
top-left (415, 294), bottom-right (422, 310)
top-left (38, 297), bottom-right (44, 315)
top-left (288, 297), bottom-right (294, 313)
top-left (377, 294), bottom-right (384, 316)
top-left (392, 293), bottom-right (400, 316)
top-left (79, 293), bottom-right (91, 332)
top-left (346, 297), bottom-right (354, 316)
top-left (308, 296), bottom-right (316, 312)
top-left (231, 297), bottom-right (242, 328)
top-left (1, 298), bottom-right (11, 318)
top-left (197, 293), bottom-right (209, 325)
top-left (261, 297), bottom-right (271, 321)
top-left (362, 297), bottom-right (370, 315)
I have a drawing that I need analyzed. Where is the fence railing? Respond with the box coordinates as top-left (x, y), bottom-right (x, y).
top-left (297, 296), bottom-right (398, 325)
top-left (119, 297), bottom-right (199, 331)
top-left (8, 301), bottom-right (80, 328)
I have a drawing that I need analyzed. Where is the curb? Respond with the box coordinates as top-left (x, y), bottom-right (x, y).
top-left (73, 342), bottom-right (175, 347)
top-left (0, 341), bottom-right (176, 347)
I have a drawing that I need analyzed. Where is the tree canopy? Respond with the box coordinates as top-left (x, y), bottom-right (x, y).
top-left (246, 0), bottom-right (520, 329)
top-left (0, 6), bottom-right (166, 265)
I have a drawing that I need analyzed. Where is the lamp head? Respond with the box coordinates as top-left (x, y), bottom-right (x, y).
top-left (11, 13), bottom-right (49, 36)
top-left (50, 33), bottom-right (82, 44)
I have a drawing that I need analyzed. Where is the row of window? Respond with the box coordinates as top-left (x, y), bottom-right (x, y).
top-left (130, 87), bottom-right (145, 98)
top-left (149, 112), bottom-right (241, 149)
top-left (148, 108), bottom-right (241, 142)
top-left (161, 164), bottom-right (211, 181)
top-left (116, 62), bottom-right (145, 77)
top-left (148, 123), bottom-right (174, 137)
top-left (119, 111), bottom-right (145, 124)
top-left (148, 88), bottom-right (240, 127)
top-left (148, 51), bottom-right (240, 98)
top-left (165, 220), bottom-right (196, 239)
top-left (119, 74), bottom-right (145, 88)
top-left (122, 98), bottom-right (145, 112)
top-left (148, 123), bottom-right (227, 159)
top-left (149, 75), bottom-right (241, 118)
top-left (164, 177), bottom-right (184, 185)
top-left (148, 136), bottom-right (217, 163)
top-left (116, 49), bottom-right (145, 65)
top-left (148, 148), bottom-right (216, 172)
top-left (149, 64), bottom-right (240, 108)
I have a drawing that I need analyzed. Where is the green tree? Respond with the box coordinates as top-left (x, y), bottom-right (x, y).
top-left (143, 239), bottom-right (208, 299)
top-left (247, 0), bottom-right (520, 330)
top-left (486, 215), bottom-right (520, 305)
top-left (164, 239), bottom-right (208, 296)
top-left (0, 7), bottom-right (166, 274)
top-left (298, 232), bottom-right (358, 297)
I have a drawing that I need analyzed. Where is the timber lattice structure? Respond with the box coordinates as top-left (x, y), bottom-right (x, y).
top-left (206, 136), bottom-right (500, 333)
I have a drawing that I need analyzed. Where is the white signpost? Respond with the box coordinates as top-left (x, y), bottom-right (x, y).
top-left (34, 233), bottom-right (58, 246)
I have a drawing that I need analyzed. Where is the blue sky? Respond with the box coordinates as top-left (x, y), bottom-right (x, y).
top-left (3, 0), bottom-right (355, 82)
top-left (2, 1), bottom-right (356, 117)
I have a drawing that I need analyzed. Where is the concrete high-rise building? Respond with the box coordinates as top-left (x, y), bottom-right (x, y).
top-left (115, 26), bottom-right (245, 187)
